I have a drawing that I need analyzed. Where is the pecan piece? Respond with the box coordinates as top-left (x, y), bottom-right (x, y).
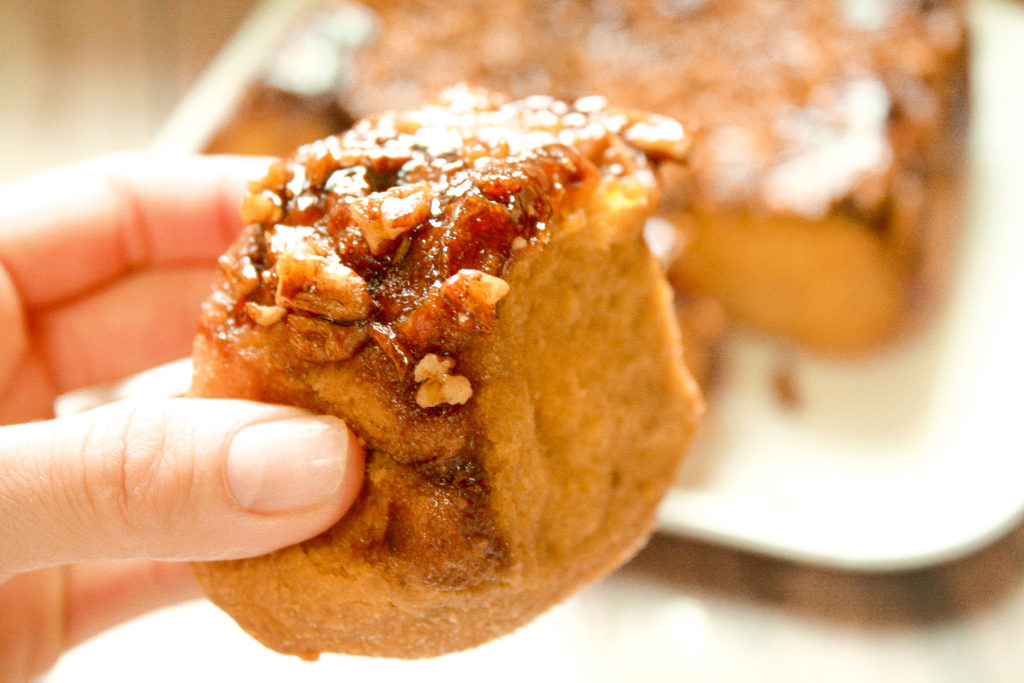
top-left (240, 190), bottom-right (284, 225)
top-left (441, 269), bottom-right (510, 329)
top-left (301, 137), bottom-right (345, 188)
top-left (275, 251), bottom-right (373, 323)
top-left (413, 353), bottom-right (473, 408)
top-left (350, 182), bottom-right (433, 256)
top-left (243, 302), bottom-right (286, 326)
top-left (218, 252), bottom-right (259, 299)
top-left (247, 160), bottom-right (291, 195)
top-left (285, 314), bottom-right (369, 363)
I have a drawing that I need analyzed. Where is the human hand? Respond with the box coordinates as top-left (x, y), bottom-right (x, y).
top-left (0, 155), bottom-right (364, 681)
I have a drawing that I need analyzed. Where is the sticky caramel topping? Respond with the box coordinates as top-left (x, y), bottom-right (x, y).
top-left (328, 0), bottom-right (964, 223)
top-left (218, 86), bottom-right (690, 393)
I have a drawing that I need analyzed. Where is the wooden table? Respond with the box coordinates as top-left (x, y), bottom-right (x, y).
top-left (39, 522), bottom-right (1024, 681)
top-left (5, 2), bottom-right (1024, 681)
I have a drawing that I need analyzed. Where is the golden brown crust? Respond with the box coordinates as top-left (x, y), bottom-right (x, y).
top-left (191, 88), bottom-right (701, 658)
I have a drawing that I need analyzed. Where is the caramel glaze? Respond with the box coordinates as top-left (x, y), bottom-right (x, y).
top-left (336, 0), bottom-right (966, 228)
top-left (198, 86), bottom-right (690, 588)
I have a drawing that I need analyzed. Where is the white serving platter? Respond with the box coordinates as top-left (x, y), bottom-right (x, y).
top-left (133, 0), bottom-right (1024, 572)
top-left (660, 0), bottom-right (1024, 570)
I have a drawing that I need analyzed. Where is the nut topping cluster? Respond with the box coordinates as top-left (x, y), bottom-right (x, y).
top-left (216, 86), bottom-right (690, 408)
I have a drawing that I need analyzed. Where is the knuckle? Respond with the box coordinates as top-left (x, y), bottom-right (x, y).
top-left (80, 401), bottom-right (193, 545)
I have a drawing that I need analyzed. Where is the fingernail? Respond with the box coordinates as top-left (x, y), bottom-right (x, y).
top-left (227, 416), bottom-right (349, 514)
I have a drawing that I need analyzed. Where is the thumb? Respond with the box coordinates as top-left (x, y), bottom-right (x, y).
top-left (0, 398), bottom-right (363, 582)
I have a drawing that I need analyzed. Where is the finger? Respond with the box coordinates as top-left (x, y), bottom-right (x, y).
top-left (0, 153), bottom-right (270, 309)
top-left (0, 561), bottom-right (199, 682)
top-left (0, 567), bottom-right (64, 683)
top-left (0, 398), bottom-right (364, 582)
top-left (62, 560), bottom-right (201, 650)
top-left (0, 260), bottom-right (30, 411)
top-left (33, 266), bottom-right (213, 393)
top-left (0, 348), bottom-right (55, 426)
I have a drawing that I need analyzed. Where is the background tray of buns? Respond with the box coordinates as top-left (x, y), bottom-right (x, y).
top-left (147, 0), bottom-right (1024, 572)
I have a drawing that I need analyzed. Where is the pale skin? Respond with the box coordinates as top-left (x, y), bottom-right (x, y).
top-left (0, 155), bottom-right (365, 681)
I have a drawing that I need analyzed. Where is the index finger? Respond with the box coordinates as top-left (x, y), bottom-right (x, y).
top-left (0, 153), bottom-right (271, 309)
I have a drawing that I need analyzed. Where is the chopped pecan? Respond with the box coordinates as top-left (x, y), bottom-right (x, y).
top-left (301, 137), bottom-right (344, 188)
top-left (240, 190), bottom-right (284, 225)
top-left (275, 251), bottom-right (373, 323)
top-left (248, 160), bottom-right (291, 195)
top-left (325, 166), bottom-right (371, 196)
top-left (413, 353), bottom-right (473, 408)
top-left (218, 252), bottom-right (259, 299)
top-left (285, 314), bottom-right (368, 363)
top-left (394, 270), bottom-right (509, 353)
top-left (441, 269), bottom-right (510, 329)
top-left (350, 182), bottom-right (433, 256)
top-left (392, 285), bottom-right (452, 351)
top-left (243, 302), bottom-right (286, 326)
